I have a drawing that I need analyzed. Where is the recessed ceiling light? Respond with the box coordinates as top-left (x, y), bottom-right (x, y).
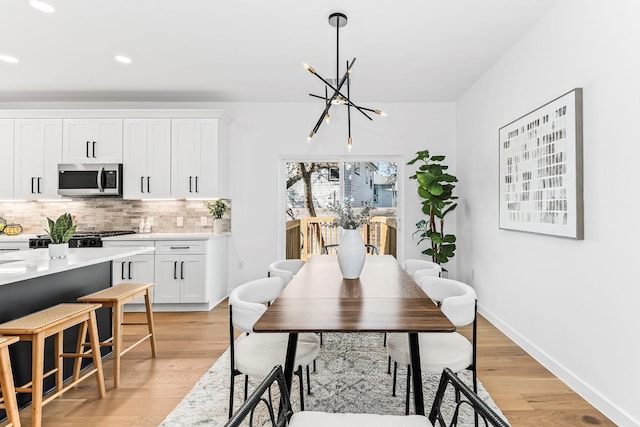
top-left (28, 0), bottom-right (55, 13)
top-left (0, 55), bottom-right (19, 64)
top-left (114, 55), bottom-right (133, 64)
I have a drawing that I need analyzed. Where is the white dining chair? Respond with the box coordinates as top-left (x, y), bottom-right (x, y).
top-left (267, 259), bottom-right (305, 286)
top-left (268, 258), bottom-right (325, 351)
top-left (228, 277), bottom-right (320, 418)
top-left (387, 277), bottom-right (477, 415)
top-left (384, 259), bottom-right (442, 351)
top-left (403, 259), bottom-right (442, 280)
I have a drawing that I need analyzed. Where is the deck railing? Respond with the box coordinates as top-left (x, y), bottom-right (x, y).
top-left (287, 216), bottom-right (397, 260)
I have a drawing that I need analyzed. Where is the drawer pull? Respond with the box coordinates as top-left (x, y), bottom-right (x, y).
top-left (170, 246), bottom-right (190, 250)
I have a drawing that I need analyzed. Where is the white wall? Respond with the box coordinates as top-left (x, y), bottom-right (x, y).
top-left (0, 100), bottom-right (456, 285)
top-left (456, 1), bottom-right (640, 425)
top-left (220, 102), bottom-right (457, 287)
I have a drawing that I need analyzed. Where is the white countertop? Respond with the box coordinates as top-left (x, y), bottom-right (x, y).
top-left (0, 233), bottom-right (38, 242)
top-left (102, 232), bottom-right (229, 241)
top-left (0, 246), bottom-right (155, 286)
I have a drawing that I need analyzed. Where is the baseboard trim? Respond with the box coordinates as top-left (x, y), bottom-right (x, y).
top-left (478, 304), bottom-right (637, 427)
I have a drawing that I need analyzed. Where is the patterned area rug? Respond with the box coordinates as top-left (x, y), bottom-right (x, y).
top-left (160, 333), bottom-right (507, 426)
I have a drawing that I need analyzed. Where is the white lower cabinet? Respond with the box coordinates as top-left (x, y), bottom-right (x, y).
top-left (154, 254), bottom-right (206, 303)
top-left (112, 254), bottom-right (155, 304)
top-left (103, 236), bottom-right (228, 311)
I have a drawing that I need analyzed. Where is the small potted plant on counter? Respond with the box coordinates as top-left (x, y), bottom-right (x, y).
top-left (204, 200), bottom-right (228, 234)
top-left (46, 213), bottom-right (76, 259)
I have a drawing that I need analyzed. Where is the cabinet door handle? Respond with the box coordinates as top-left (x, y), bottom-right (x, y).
top-left (141, 176), bottom-right (145, 193)
top-left (86, 141), bottom-right (90, 158)
top-left (147, 176), bottom-right (151, 193)
top-left (121, 262), bottom-right (126, 280)
top-left (170, 246), bottom-right (190, 250)
top-left (37, 177), bottom-right (42, 194)
top-left (92, 141), bottom-right (97, 158)
top-left (128, 261), bottom-right (133, 280)
top-left (31, 177), bottom-right (35, 194)
top-left (180, 261), bottom-right (184, 280)
top-left (195, 176), bottom-right (199, 193)
top-left (173, 261), bottom-right (177, 279)
top-left (189, 176), bottom-right (193, 192)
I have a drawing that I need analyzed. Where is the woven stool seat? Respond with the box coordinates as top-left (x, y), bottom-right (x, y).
top-left (79, 282), bottom-right (153, 303)
top-left (0, 304), bottom-right (101, 333)
top-left (78, 282), bottom-right (157, 387)
top-left (0, 335), bottom-right (21, 427)
top-left (0, 303), bottom-right (105, 427)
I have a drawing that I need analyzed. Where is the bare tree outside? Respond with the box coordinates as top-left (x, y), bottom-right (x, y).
top-left (285, 160), bottom-right (397, 259)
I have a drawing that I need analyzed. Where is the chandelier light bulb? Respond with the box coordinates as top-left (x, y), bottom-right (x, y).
top-left (375, 110), bottom-right (387, 116)
top-left (303, 63), bottom-right (316, 74)
top-left (347, 137), bottom-right (353, 152)
top-left (307, 131), bottom-right (315, 142)
top-left (324, 114), bottom-right (330, 124)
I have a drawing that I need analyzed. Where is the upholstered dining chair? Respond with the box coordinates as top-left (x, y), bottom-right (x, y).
top-left (267, 259), bottom-right (305, 287)
top-left (403, 259), bottom-right (442, 280)
top-left (387, 277), bottom-right (478, 415)
top-left (383, 259), bottom-right (442, 351)
top-left (228, 277), bottom-right (320, 418)
top-left (225, 366), bottom-right (509, 427)
top-left (268, 259), bottom-right (323, 350)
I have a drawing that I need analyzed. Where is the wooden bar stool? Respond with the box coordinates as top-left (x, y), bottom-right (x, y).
top-left (77, 283), bottom-right (157, 387)
top-left (0, 304), bottom-right (105, 427)
top-left (0, 336), bottom-right (21, 427)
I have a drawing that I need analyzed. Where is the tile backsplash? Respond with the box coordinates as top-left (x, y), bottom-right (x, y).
top-left (0, 199), bottom-right (231, 234)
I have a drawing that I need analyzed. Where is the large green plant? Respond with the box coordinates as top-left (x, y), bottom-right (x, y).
top-left (407, 150), bottom-right (458, 264)
top-left (46, 213), bottom-right (76, 244)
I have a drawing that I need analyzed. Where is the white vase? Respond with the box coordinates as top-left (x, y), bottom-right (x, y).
top-left (213, 218), bottom-right (223, 234)
top-left (48, 243), bottom-right (69, 259)
top-left (337, 229), bottom-right (366, 279)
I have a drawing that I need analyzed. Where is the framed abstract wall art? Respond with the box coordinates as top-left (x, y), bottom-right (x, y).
top-left (499, 88), bottom-right (583, 239)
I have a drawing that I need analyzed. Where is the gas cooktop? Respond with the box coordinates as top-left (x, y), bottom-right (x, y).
top-left (29, 230), bottom-right (136, 248)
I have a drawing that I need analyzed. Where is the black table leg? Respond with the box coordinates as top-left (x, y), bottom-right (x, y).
top-left (283, 332), bottom-right (299, 395)
top-left (408, 332), bottom-right (425, 415)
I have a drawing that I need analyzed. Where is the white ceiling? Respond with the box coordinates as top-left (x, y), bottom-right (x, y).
top-left (0, 0), bottom-right (558, 103)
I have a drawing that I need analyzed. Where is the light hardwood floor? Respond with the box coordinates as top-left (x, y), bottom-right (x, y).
top-left (1, 301), bottom-right (614, 427)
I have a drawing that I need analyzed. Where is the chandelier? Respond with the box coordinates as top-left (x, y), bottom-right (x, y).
top-left (304, 12), bottom-right (385, 151)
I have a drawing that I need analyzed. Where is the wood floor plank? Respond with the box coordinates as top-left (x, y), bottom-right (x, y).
top-left (0, 300), bottom-right (615, 426)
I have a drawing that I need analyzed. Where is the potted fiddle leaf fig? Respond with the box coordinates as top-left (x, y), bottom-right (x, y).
top-left (407, 150), bottom-right (458, 265)
top-left (45, 213), bottom-right (76, 258)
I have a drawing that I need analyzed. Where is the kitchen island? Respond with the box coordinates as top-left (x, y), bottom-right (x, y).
top-left (0, 246), bottom-right (155, 416)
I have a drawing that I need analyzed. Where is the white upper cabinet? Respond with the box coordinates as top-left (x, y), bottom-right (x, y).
top-left (0, 120), bottom-right (14, 199)
top-left (171, 118), bottom-right (228, 199)
top-left (14, 119), bottom-right (63, 200)
top-left (62, 119), bottom-right (123, 164)
top-left (123, 119), bottom-right (171, 199)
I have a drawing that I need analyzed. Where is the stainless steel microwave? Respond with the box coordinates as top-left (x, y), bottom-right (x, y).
top-left (58, 163), bottom-right (123, 197)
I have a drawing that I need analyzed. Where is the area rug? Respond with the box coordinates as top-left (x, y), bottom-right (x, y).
top-left (160, 333), bottom-right (507, 426)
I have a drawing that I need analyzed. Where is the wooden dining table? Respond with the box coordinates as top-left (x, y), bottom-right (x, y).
top-left (253, 255), bottom-right (455, 415)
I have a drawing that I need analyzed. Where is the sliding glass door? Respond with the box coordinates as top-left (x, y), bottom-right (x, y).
top-left (281, 158), bottom-right (399, 260)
